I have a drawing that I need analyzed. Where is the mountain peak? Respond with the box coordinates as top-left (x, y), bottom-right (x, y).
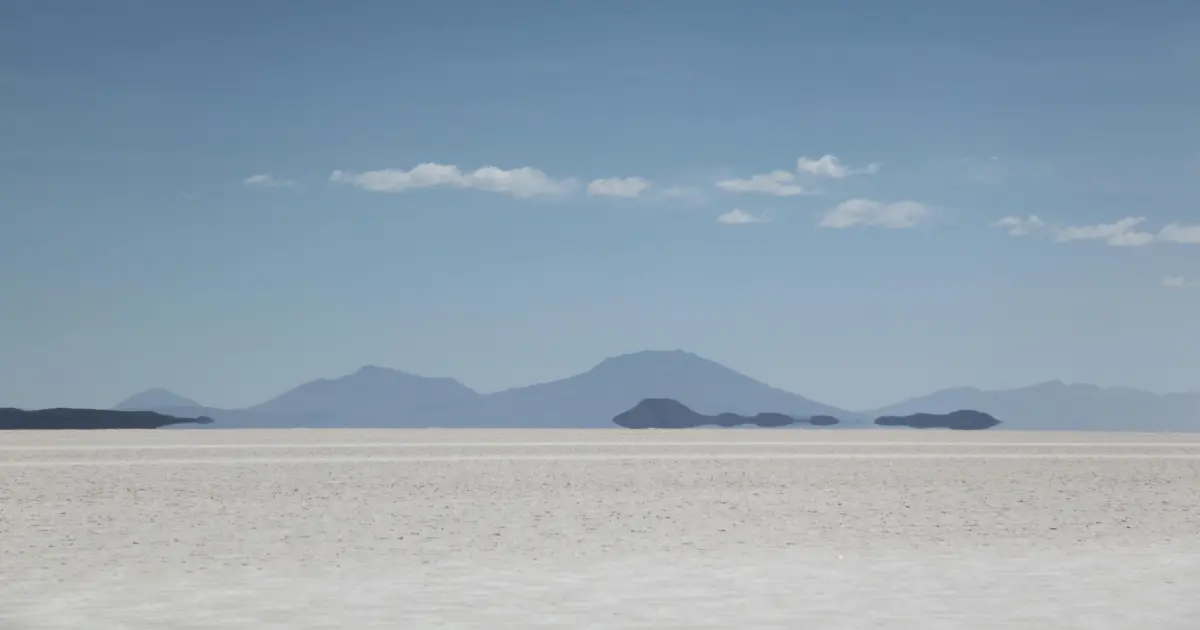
top-left (113, 388), bottom-right (201, 411)
top-left (589, 349), bottom-right (713, 372)
top-left (348, 365), bottom-right (415, 379)
top-left (1028, 379), bottom-right (1068, 389)
top-left (356, 364), bottom-right (388, 373)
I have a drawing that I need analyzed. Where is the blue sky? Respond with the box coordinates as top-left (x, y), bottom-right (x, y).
top-left (2, 0), bottom-right (1198, 410)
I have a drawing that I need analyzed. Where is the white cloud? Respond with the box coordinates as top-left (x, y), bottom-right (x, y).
top-left (467, 166), bottom-right (576, 197)
top-left (329, 163), bottom-right (576, 199)
top-left (1054, 216), bottom-right (1154, 247)
top-left (244, 174), bottom-right (297, 188)
top-left (715, 154), bottom-right (879, 195)
top-left (990, 215), bottom-right (1199, 248)
top-left (716, 208), bottom-right (770, 224)
top-left (715, 170), bottom-right (808, 196)
top-left (1161, 275), bottom-right (1198, 289)
top-left (991, 215), bottom-right (1045, 236)
top-left (586, 177), bottom-right (651, 198)
top-left (1157, 223), bottom-right (1200, 244)
top-left (796, 155), bottom-right (881, 179)
top-left (818, 199), bottom-right (932, 229)
top-left (1107, 231), bottom-right (1156, 247)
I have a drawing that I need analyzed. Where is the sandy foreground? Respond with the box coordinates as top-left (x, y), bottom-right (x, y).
top-left (2, 430), bottom-right (1199, 629)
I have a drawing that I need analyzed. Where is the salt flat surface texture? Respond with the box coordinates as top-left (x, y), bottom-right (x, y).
top-left (2, 430), bottom-right (1199, 629)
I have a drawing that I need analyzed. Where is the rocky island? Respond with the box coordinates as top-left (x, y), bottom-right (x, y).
top-left (612, 399), bottom-right (1002, 430)
top-left (612, 398), bottom-right (841, 429)
top-left (874, 410), bottom-right (1001, 430)
top-left (0, 408), bottom-right (215, 430)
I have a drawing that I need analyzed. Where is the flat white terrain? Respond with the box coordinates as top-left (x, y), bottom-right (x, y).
top-left (2, 430), bottom-right (1199, 629)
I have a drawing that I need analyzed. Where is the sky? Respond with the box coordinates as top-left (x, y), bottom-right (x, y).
top-left (1, 0), bottom-right (1198, 411)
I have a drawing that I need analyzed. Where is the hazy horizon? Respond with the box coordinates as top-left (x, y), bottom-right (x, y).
top-left (107, 349), bottom-right (1200, 415)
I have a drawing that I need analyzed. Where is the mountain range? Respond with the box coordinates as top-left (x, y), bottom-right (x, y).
top-left (110, 350), bottom-right (1200, 431)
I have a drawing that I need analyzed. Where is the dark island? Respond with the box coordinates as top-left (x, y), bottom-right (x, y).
top-left (0, 408), bottom-right (215, 430)
top-left (611, 399), bottom-right (1002, 430)
top-left (612, 398), bottom-right (841, 429)
top-left (874, 410), bottom-right (1001, 430)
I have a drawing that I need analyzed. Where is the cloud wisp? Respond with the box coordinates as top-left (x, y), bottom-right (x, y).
top-left (716, 208), bottom-right (770, 225)
top-left (818, 199), bottom-right (932, 229)
top-left (1158, 223), bottom-right (1200, 244)
top-left (1161, 275), bottom-right (1199, 289)
top-left (991, 215), bottom-right (1045, 236)
top-left (244, 174), bottom-right (297, 189)
top-left (716, 154), bottom-right (880, 197)
top-left (965, 155), bottom-right (1005, 184)
top-left (1054, 217), bottom-right (1155, 247)
top-left (586, 177), bottom-right (651, 198)
top-left (796, 155), bottom-right (881, 179)
top-left (330, 163), bottom-right (577, 199)
top-left (993, 215), bottom-right (1199, 248)
top-left (715, 171), bottom-right (809, 197)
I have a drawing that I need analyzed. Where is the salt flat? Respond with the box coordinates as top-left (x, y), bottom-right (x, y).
top-left (2, 430), bottom-right (1199, 629)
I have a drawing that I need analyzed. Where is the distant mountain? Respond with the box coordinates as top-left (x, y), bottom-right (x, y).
top-left (867, 381), bottom-right (1200, 431)
top-left (613, 398), bottom-right (842, 429)
top-left (113, 388), bottom-right (202, 412)
top-left (407, 350), bottom-right (854, 428)
top-left (248, 365), bottom-right (478, 418)
top-left (203, 366), bottom-right (477, 428)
